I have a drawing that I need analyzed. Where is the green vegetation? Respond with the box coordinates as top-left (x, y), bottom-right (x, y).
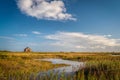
top-left (75, 55), bottom-right (120, 80)
top-left (0, 51), bottom-right (120, 80)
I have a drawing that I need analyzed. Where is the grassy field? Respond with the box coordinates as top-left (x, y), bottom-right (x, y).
top-left (0, 51), bottom-right (120, 80)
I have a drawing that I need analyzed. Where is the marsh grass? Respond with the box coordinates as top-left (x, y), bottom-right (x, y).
top-left (75, 55), bottom-right (120, 80)
top-left (0, 52), bottom-right (68, 80)
top-left (0, 51), bottom-right (120, 80)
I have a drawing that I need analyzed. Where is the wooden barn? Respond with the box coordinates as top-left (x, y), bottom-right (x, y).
top-left (24, 47), bottom-right (32, 52)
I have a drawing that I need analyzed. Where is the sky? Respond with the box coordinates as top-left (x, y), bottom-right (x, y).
top-left (0, 0), bottom-right (120, 52)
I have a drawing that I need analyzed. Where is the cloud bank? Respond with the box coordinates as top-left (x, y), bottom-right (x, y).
top-left (45, 32), bottom-right (120, 51)
top-left (17, 0), bottom-right (76, 21)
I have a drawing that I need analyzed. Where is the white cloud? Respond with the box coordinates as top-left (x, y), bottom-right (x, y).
top-left (75, 46), bottom-right (86, 49)
top-left (104, 34), bottom-right (112, 37)
top-left (32, 31), bottom-right (41, 34)
top-left (45, 31), bottom-right (120, 51)
top-left (14, 34), bottom-right (28, 37)
top-left (17, 0), bottom-right (76, 21)
top-left (0, 36), bottom-right (15, 40)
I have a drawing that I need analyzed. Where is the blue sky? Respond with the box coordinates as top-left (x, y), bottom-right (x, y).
top-left (0, 0), bottom-right (120, 52)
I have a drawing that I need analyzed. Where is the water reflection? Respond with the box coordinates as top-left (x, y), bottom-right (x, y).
top-left (34, 58), bottom-right (85, 79)
top-left (40, 58), bottom-right (84, 73)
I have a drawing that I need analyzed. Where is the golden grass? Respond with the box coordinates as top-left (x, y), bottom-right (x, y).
top-left (0, 52), bottom-right (69, 79)
top-left (0, 51), bottom-right (119, 80)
